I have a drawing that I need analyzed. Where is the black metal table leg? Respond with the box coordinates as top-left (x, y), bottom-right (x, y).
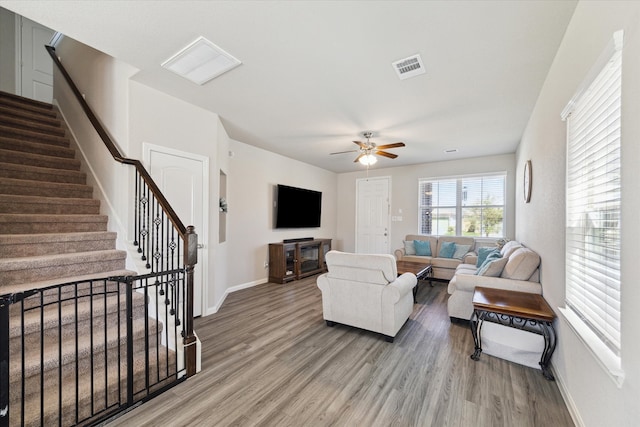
top-left (539, 321), bottom-right (557, 380)
top-left (470, 309), bottom-right (483, 360)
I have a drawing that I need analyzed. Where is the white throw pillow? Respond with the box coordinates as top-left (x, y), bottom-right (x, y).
top-left (403, 240), bottom-right (416, 255)
top-left (501, 241), bottom-right (523, 258)
top-left (452, 244), bottom-right (472, 260)
top-left (501, 248), bottom-right (540, 280)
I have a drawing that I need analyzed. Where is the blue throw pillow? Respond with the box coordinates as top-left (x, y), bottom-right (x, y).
top-left (439, 241), bottom-right (456, 258)
top-left (414, 240), bottom-right (431, 256)
top-left (476, 247), bottom-right (498, 267)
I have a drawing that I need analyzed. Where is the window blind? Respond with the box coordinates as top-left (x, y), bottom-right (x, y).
top-left (418, 174), bottom-right (505, 237)
top-left (564, 32), bottom-right (622, 356)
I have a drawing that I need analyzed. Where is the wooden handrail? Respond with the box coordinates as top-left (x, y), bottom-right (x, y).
top-left (46, 44), bottom-right (197, 378)
top-left (45, 45), bottom-right (187, 237)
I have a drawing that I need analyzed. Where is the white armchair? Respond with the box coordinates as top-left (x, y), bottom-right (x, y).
top-left (317, 250), bottom-right (417, 342)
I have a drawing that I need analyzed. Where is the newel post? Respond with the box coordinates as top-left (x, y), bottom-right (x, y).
top-left (183, 226), bottom-right (198, 377)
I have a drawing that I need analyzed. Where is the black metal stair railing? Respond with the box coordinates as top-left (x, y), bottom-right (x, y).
top-left (0, 271), bottom-right (187, 426)
top-left (43, 44), bottom-right (198, 375)
top-left (0, 43), bottom-right (199, 427)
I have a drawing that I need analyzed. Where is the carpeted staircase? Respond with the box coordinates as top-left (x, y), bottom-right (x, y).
top-left (0, 91), bottom-right (176, 426)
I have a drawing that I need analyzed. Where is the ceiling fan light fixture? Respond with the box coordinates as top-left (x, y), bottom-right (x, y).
top-left (359, 154), bottom-right (378, 165)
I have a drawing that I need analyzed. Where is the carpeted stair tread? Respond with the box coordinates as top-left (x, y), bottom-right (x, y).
top-left (0, 93), bottom-right (57, 122)
top-left (0, 177), bottom-right (93, 198)
top-left (0, 161), bottom-right (87, 184)
top-left (0, 114), bottom-right (65, 136)
top-left (1, 92), bottom-right (181, 426)
top-left (0, 135), bottom-right (76, 158)
top-left (9, 287), bottom-right (145, 336)
top-left (0, 104), bottom-right (61, 127)
top-left (0, 90), bottom-right (55, 113)
top-left (0, 194), bottom-right (100, 214)
top-left (0, 269), bottom-right (135, 298)
top-left (9, 314), bottom-right (162, 380)
top-left (0, 123), bottom-right (69, 147)
top-left (0, 231), bottom-right (117, 257)
top-left (0, 213), bottom-right (107, 234)
top-left (0, 147), bottom-right (81, 170)
top-left (13, 343), bottom-right (176, 427)
top-left (0, 249), bottom-right (127, 286)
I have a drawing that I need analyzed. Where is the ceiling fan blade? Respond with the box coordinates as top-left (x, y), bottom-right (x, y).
top-left (375, 142), bottom-right (405, 150)
top-left (375, 150), bottom-right (398, 159)
top-left (354, 153), bottom-right (365, 163)
top-left (353, 140), bottom-right (367, 148)
top-left (330, 149), bottom-right (359, 155)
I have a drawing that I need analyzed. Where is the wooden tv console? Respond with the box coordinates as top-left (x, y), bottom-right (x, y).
top-left (268, 239), bottom-right (332, 283)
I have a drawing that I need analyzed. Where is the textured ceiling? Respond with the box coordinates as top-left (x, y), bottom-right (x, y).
top-left (0, 0), bottom-right (578, 173)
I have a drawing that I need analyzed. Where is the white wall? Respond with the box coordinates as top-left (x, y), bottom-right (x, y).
top-left (515, 1), bottom-right (640, 425)
top-left (226, 139), bottom-right (338, 291)
top-left (0, 7), bottom-right (16, 93)
top-left (129, 81), bottom-right (222, 314)
top-left (336, 154), bottom-right (516, 253)
top-left (52, 37), bottom-right (137, 263)
top-left (55, 37), bottom-right (137, 153)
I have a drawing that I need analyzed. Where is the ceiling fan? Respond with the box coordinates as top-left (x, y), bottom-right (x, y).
top-left (330, 131), bottom-right (405, 165)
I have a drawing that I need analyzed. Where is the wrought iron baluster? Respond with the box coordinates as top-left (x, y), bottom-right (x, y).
top-left (144, 278), bottom-right (150, 394)
top-left (74, 284), bottom-right (79, 425)
top-left (0, 295), bottom-right (9, 427)
top-left (39, 292), bottom-right (44, 425)
top-left (103, 280), bottom-right (108, 412)
top-left (58, 287), bottom-right (63, 423)
top-left (133, 170), bottom-right (139, 248)
top-left (89, 281), bottom-right (95, 416)
top-left (117, 280), bottom-right (122, 406)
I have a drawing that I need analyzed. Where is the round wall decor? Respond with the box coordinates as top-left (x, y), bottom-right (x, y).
top-left (524, 160), bottom-right (532, 203)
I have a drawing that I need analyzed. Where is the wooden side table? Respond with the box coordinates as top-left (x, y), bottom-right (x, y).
top-left (469, 286), bottom-right (557, 380)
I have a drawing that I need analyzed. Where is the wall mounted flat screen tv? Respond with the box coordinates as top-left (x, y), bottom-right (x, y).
top-left (275, 184), bottom-right (322, 228)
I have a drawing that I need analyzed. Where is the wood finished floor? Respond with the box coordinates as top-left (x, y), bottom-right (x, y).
top-left (109, 278), bottom-right (574, 427)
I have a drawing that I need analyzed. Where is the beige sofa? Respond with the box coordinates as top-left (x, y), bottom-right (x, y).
top-left (394, 235), bottom-right (475, 280)
top-left (447, 240), bottom-right (542, 320)
top-left (447, 240), bottom-right (545, 369)
top-left (317, 250), bottom-right (417, 342)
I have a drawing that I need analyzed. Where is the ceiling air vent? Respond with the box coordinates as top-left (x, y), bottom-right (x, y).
top-left (162, 36), bottom-right (241, 85)
top-left (392, 54), bottom-right (426, 80)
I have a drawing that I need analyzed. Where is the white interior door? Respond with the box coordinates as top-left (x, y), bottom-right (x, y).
top-left (356, 177), bottom-right (391, 254)
top-left (146, 145), bottom-right (208, 317)
top-left (19, 17), bottom-right (54, 103)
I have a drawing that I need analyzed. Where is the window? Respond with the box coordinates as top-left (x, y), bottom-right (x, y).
top-left (419, 174), bottom-right (505, 237)
top-left (561, 30), bottom-right (623, 382)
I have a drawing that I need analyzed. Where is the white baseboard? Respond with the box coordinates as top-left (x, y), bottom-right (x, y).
top-left (552, 365), bottom-right (585, 427)
top-left (204, 278), bottom-right (268, 316)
